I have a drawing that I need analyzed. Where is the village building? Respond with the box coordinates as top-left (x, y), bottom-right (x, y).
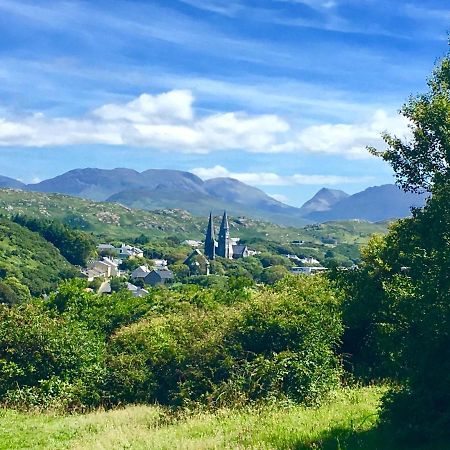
top-left (144, 268), bottom-right (174, 286)
top-left (97, 243), bottom-right (144, 259)
top-left (97, 280), bottom-right (149, 297)
top-left (290, 266), bottom-right (328, 275)
top-left (184, 249), bottom-right (210, 275)
top-left (130, 265), bottom-right (151, 280)
top-left (84, 256), bottom-right (121, 279)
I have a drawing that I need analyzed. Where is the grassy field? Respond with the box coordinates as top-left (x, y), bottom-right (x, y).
top-left (1, 385), bottom-right (447, 449)
top-left (0, 386), bottom-right (384, 450)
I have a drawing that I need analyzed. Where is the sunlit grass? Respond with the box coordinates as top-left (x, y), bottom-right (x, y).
top-left (0, 386), bottom-right (387, 450)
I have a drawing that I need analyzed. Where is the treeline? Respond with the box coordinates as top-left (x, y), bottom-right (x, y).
top-left (0, 276), bottom-right (342, 411)
top-left (0, 218), bottom-right (76, 299)
top-left (11, 215), bottom-right (96, 266)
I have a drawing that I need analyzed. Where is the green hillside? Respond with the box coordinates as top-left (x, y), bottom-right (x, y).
top-left (0, 189), bottom-right (388, 244)
top-left (0, 217), bottom-right (74, 296)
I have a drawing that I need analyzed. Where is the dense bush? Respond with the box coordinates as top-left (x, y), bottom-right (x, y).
top-left (0, 273), bottom-right (343, 412)
top-left (47, 279), bottom-right (152, 335)
top-left (0, 303), bottom-right (106, 410)
top-left (105, 275), bottom-right (343, 408)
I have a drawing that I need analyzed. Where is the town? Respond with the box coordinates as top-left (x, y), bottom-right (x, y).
top-left (80, 211), bottom-right (329, 296)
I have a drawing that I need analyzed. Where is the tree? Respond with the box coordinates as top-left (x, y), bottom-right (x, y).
top-left (369, 55), bottom-right (450, 192)
top-left (260, 265), bottom-right (290, 285)
top-left (343, 49), bottom-right (450, 443)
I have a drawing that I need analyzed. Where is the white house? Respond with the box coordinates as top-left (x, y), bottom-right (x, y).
top-left (118, 244), bottom-right (144, 259)
top-left (97, 243), bottom-right (144, 259)
top-left (290, 266), bottom-right (328, 275)
top-left (182, 239), bottom-right (202, 247)
top-left (88, 257), bottom-right (121, 278)
top-left (299, 257), bottom-right (321, 265)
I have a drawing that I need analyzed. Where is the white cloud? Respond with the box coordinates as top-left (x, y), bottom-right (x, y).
top-left (269, 109), bottom-right (411, 159)
top-left (0, 90), bottom-right (289, 152)
top-left (269, 193), bottom-right (289, 202)
top-left (0, 91), bottom-right (408, 159)
top-left (92, 90), bottom-right (194, 123)
top-left (191, 165), bottom-right (373, 186)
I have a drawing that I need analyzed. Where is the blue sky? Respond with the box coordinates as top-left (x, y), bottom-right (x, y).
top-left (0, 0), bottom-right (448, 205)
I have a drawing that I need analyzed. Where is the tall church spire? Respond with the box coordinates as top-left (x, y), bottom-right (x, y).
top-left (204, 212), bottom-right (216, 259)
top-left (217, 211), bottom-right (233, 259)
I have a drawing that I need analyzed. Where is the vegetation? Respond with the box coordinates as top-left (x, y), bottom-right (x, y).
top-left (0, 217), bottom-right (75, 297)
top-left (0, 276), bottom-right (342, 412)
top-left (11, 215), bottom-right (96, 266)
top-left (335, 50), bottom-right (450, 445)
top-left (0, 189), bottom-right (388, 267)
top-left (1, 50), bottom-right (449, 449)
top-left (0, 386), bottom-right (389, 450)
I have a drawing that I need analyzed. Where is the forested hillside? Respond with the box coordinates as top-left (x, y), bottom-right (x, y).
top-left (0, 218), bottom-right (75, 298)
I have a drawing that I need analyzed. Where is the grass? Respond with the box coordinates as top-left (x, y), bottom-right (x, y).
top-left (0, 386), bottom-right (386, 450)
top-left (2, 385), bottom-right (448, 449)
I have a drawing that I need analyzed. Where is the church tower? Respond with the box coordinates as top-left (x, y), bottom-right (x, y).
top-left (204, 212), bottom-right (216, 260)
top-left (217, 211), bottom-right (233, 259)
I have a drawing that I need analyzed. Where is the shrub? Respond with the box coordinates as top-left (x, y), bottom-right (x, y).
top-left (0, 303), bottom-right (106, 410)
top-left (105, 275), bottom-right (343, 408)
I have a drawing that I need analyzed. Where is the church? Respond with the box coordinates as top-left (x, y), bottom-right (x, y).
top-left (204, 211), bottom-right (249, 260)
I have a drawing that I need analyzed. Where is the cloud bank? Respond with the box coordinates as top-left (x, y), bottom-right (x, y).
top-left (0, 89), bottom-right (410, 158)
top-left (191, 165), bottom-right (373, 186)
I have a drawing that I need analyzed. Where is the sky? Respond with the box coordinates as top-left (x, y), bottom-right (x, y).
top-left (0, 0), bottom-right (448, 206)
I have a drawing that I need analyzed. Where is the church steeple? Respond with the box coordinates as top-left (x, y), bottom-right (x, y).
top-left (217, 211), bottom-right (232, 259)
top-left (204, 212), bottom-right (216, 259)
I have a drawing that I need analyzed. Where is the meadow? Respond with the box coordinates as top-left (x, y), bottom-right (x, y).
top-left (1, 386), bottom-right (385, 450)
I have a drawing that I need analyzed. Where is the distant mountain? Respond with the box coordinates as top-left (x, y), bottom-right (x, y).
top-left (26, 168), bottom-right (310, 226)
top-left (107, 181), bottom-right (308, 227)
top-left (203, 177), bottom-right (303, 216)
top-left (0, 175), bottom-right (25, 189)
top-left (306, 184), bottom-right (428, 222)
top-left (0, 168), bottom-right (428, 225)
top-left (27, 168), bottom-right (205, 201)
top-left (299, 188), bottom-right (349, 215)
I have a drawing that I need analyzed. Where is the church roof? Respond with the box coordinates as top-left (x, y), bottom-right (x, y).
top-left (232, 244), bottom-right (248, 256)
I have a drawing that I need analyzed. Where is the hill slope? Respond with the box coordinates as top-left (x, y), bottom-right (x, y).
top-left (299, 188), bottom-right (349, 215)
top-left (0, 217), bottom-right (74, 295)
top-left (306, 185), bottom-right (428, 222)
top-left (0, 189), bottom-right (388, 245)
top-left (0, 176), bottom-right (25, 189)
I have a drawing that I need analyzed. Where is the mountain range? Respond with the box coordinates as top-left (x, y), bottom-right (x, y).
top-left (0, 168), bottom-right (427, 226)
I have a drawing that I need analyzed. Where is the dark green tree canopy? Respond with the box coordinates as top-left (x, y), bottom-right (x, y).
top-left (370, 53), bottom-right (450, 192)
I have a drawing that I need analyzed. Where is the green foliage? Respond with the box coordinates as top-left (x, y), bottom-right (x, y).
top-left (105, 275), bottom-right (342, 408)
top-left (0, 217), bottom-right (75, 296)
top-left (0, 302), bottom-right (106, 410)
top-left (258, 253), bottom-right (292, 269)
top-left (369, 54), bottom-right (450, 192)
top-left (340, 49), bottom-right (450, 444)
top-left (12, 215), bottom-right (96, 266)
top-left (260, 265), bottom-right (290, 285)
top-left (47, 279), bottom-right (151, 335)
top-left (0, 277), bottom-right (31, 305)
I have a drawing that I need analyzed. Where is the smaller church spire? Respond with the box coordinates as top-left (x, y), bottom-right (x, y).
top-left (217, 210), bottom-right (232, 259)
top-left (220, 210), bottom-right (229, 232)
top-left (204, 212), bottom-right (216, 259)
